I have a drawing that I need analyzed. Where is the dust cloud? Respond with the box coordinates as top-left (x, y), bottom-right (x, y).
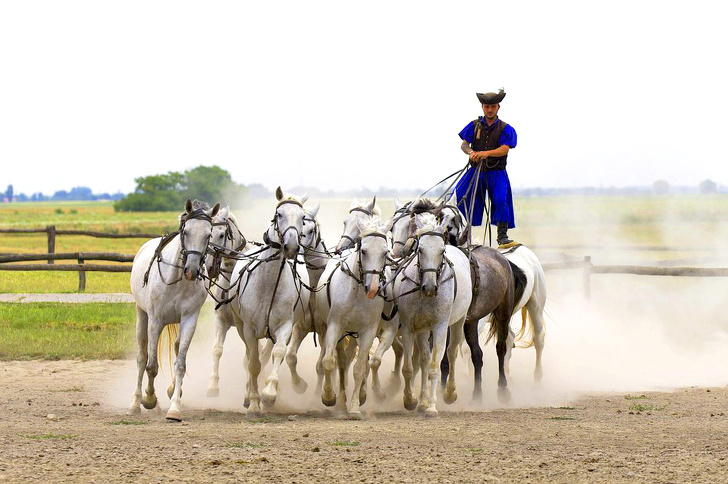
top-left (107, 195), bottom-right (728, 415)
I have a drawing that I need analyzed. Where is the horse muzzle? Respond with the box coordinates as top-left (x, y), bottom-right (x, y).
top-left (365, 273), bottom-right (380, 299)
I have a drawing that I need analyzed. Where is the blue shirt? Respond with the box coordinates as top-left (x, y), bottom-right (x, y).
top-left (458, 118), bottom-right (517, 148)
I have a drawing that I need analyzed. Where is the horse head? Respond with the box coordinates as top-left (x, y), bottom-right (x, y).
top-left (356, 219), bottom-right (389, 299)
top-left (335, 196), bottom-right (379, 253)
top-left (266, 186), bottom-right (308, 260)
top-left (180, 199), bottom-right (220, 281)
top-left (413, 212), bottom-right (448, 298)
top-left (301, 201), bottom-right (321, 250)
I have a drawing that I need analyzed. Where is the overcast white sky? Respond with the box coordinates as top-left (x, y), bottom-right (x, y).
top-left (1, 0), bottom-right (726, 196)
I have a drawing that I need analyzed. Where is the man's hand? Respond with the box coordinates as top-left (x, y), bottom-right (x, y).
top-left (470, 151), bottom-right (488, 164)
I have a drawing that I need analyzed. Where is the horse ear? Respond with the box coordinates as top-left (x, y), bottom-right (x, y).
top-left (275, 186), bottom-right (284, 201)
top-left (383, 216), bottom-right (394, 233)
top-left (393, 194), bottom-right (401, 211)
top-left (367, 196), bottom-right (377, 213)
top-left (211, 203), bottom-right (221, 218)
top-left (300, 191), bottom-right (310, 205)
top-left (308, 201), bottom-right (321, 218)
top-left (185, 199), bottom-right (193, 213)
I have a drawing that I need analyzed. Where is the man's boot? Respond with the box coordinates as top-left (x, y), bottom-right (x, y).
top-left (497, 222), bottom-right (513, 247)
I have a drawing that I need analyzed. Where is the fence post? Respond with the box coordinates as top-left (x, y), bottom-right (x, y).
top-left (78, 254), bottom-right (86, 292)
top-left (47, 225), bottom-right (56, 264)
top-left (583, 255), bottom-right (592, 298)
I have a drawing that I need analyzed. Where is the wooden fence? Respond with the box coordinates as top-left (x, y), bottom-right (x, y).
top-left (0, 226), bottom-right (159, 264)
top-left (0, 225), bottom-right (159, 292)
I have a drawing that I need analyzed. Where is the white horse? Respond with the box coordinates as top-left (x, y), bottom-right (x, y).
top-left (285, 202), bottom-right (330, 395)
top-left (226, 187), bottom-right (310, 416)
top-left (316, 219), bottom-right (390, 418)
top-left (127, 199), bottom-right (220, 421)
top-left (204, 206), bottom-right (249, 398)
top-left (393, 212), bottom-right (472, 416)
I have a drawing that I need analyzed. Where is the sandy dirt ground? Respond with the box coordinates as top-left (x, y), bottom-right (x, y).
top-left (1, 359), bottom-right (726, 484)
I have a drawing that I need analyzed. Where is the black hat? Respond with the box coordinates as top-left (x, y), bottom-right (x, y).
top-left (476, 89), bottom-right (505, 105)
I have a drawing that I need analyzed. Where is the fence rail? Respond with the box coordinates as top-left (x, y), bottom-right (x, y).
top-left (0, 225), bottom-right (160, 265)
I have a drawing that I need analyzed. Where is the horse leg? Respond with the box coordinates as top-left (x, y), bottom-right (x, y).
top-left (389, 333), bottom-right (404, 392)
top-left (528, 300), bottom-right (547, 383)
top-left (285, 320), bottom-right (309, 394)
top-left (321, 322), bottom-right (340, 407)
top-left (127, 306), bottom-right (148, 415)
top-left (261, 322), bottom-right (293, 407)
top-left (415, 331), bottom-right (431, 413)
top-left (243, 330), bottom-right (262, 417)
top-left (207, 310), bottom-right (232, 397)
top-left (464, 319), bottom-right (483, 403)
top-left (349, 332), bottom-right (376, 419)
top-left (401, 328), bottom-right (417, 411)
top-left (141, 318), bottom-right (162, 411)
top-left (444, 319), bottom-right (465, 405)
top-left (314, 329), bottom-right (326, 395)
top-left (439, 328), bottom-right (451, 390)
top-left (371, 322), bottom-right (398, 402)
top-left (494, 309), bottom-right (511, 403)
top-left (166, 313), bottom-right (200, 421)
top-left (334, 338), bottom-right (355, 413)
top-left (425, 324), bottom-right (449, 417)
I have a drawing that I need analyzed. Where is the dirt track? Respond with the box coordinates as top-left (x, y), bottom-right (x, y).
top-left (1, 360), bottom-right (726, 483)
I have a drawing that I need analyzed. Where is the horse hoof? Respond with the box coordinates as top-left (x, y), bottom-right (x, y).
top-left (207, 387), bottom-right (220, 398)
top-left (141, 395), bottom-right (157, 410)
top-left (243, 398), bottom-right (250, 409)
top-left (403, 397), bottom-right (418, 411)
top-left (126, 405), bottom-right (141, 416)
top-left (261, 390), bottom-right (277, 407)
top-left (165, 408), bottom-right (182, 421)
top-left (246, 409), bottom-right (261, 419)
top-left (497, 387), bottom-right (512, 404)
top-left (321, 393), bottom-right (337, 408)
top-left (416, 404), bottom-right (427, 413)
top-left (443, 390), bottom-right (458, 405)
top-left (359, 389), bottom-right (367, 407)
top-left (292, 378), bottom-right (309, 395)
top-left (425, 408), bottom-right (439, 418)
top-left (166, 385), bottom-right (174, 400)
top-left (348, 410), bottom-right (363, 420)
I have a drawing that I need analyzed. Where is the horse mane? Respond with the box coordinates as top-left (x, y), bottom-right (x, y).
top-left (359, 218), bottom-right (383, 237)
top-left (410, 198), bottom-right (437, 214)
top-left (414, 212), bottom-right (438, 236)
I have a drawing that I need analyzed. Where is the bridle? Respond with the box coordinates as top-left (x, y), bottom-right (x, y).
top-left (263, 199), bottom-right (305, 251)
top-left (143, 207), bottom-right (214, 286)
top-left (337, 206), bottom-right (374, 252)
top-left (208, 216), bottom-right (247, 281)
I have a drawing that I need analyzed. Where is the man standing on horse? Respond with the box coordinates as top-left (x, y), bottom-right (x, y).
top-left (454, 88), bottom-right (518, 247)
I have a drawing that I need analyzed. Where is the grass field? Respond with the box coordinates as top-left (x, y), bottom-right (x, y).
top-left (0, 303), bottom-right (136, 360)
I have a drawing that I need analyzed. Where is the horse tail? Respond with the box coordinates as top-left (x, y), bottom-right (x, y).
top-left (157, 323), bottom-right (179, 375)
top-left (515, 307), bottom-right (535, 348)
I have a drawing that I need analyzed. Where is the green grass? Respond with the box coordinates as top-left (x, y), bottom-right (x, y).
top-left (624, 394), bottom-right (648, 400)
top-left (24, 433), bottom-right (77, 440)
top-left (330, 440), bottom-right (360, 447)
top-left (548, 416), bottom-right (576, 421)
top-left (629, 404), bottom-right (653, 412)
top-left (0, 302), bottom-right (136, 360)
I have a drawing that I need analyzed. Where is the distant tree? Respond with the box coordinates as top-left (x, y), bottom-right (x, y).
top-left (652, 179), bottom-right (670, 195)
top-left (699, 179), bottom-right (717, 194)
top-left (17, 193), bottom-right (28, 202)
top-left (114, 165), bottom-right (246, 212)
top-left (68, 186), bottom-right (95, 200)
top-left (52, 190), bottom-right (70, 201)
top-left (5, 184), bottom-right (13, 202)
